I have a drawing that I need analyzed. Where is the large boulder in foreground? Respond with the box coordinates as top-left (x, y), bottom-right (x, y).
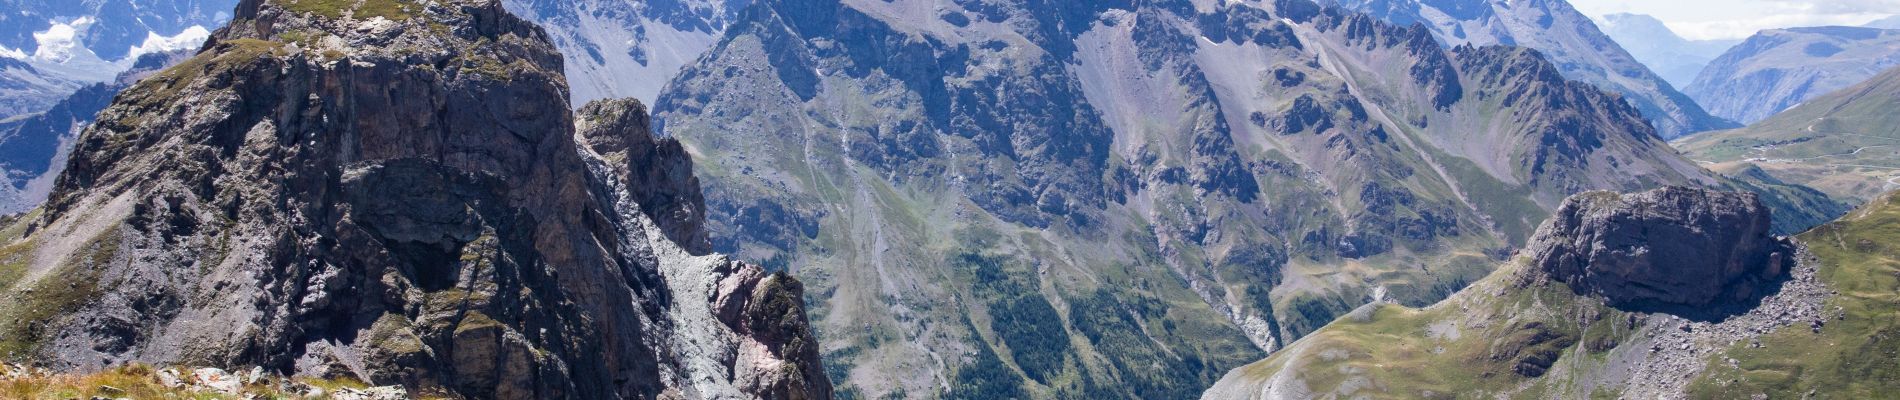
top-left (1528, 186), bottom-right (1792, 309)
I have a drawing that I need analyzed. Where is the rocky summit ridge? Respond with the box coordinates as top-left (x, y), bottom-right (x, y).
top-left (0, 0), bottom-right (828, 399)
top-left (1527, 187), bottom-right (1792, 312)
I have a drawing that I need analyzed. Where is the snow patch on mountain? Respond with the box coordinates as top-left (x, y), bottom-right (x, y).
top-left (125, 26), bottom-right (210, 62)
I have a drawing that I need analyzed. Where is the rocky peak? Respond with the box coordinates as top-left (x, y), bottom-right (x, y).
top-left (6, 0), bottom-right (828, 398)
top-left (1527, 187), bottom-right (1793, 311)
top-left (577, 98), bottom-right (712, 255)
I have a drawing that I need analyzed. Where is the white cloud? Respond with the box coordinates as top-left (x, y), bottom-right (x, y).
top-left (1669, 12), bottom-right (1896, 40)
top-left (1767, 0), bottom-right (1900, 14)
top-left (1572, 0), bottom-right (1900, 40)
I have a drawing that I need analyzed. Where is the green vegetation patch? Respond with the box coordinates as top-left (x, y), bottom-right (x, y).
top-left (942, 321), bottom-right (1028, 400)
top-left (0, 226), bottom-right (119, 359)
top-left (110, 38), bottom-right (288, 130)
top-left (958, 253), bottom-right (1071, 386)
top-left (275, 0), bottom-right (416, 21)
top-left (1240, 261), bottom-right (1632, 399)
top-left (1066, 289), bottom-right (1213, 400)
top-left (1687, 193), bottom-right (1900, 398)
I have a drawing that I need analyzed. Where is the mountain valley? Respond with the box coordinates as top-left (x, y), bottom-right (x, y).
top-left (1680, 65), bottom-right (1900, 204)
top-left (1596, 13), bottom-right (1740, 89)
top-left (0, 0), bottom-right (1895, 399)
top-left (643, 0), bottom-right (1839, 397)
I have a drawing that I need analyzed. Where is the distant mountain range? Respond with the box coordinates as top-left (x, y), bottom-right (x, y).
top-left (1597, 13), bottom-right (1741, 88)
top-left (502, 0), bottom-right (751, 105)
top-left (0, 0), bottom-right (231, 120)
top-left (1867, 16), bottom-right (1900, 30)
top-left (1686, 26), bottom-right (1900, 125)
top-left (1323, 0), bottom-right (1736, 138)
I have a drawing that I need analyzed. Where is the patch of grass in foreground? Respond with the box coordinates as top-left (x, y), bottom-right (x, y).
top-left (0, 364), bottom-right (403, 399)
top-left (275, 0), bottom-right (415, 21)
top-left (1687, 193), bottom-right (1900, 398)
top-left (1241, 257), bottom-right (1634, 399)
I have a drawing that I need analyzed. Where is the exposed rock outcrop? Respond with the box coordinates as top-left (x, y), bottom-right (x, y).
top-left (0, 0), bottom-right (829, 398)
top-left (1527, 186), bottom-right (1793, 309)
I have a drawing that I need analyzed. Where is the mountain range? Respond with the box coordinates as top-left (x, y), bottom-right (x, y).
top-left (639, 0), bottom-right (1836, 397)
top-left (1320, 0), bottom-right (1735, 139)
top-left (1686, 26), bottom-right (1900, 125)
top-left (1596, 13), bottom-right (1740, 88)
top-left (0, 0), bottom-right (1891, 399)
top-left (0, 0), bottom-right (233, 120)
top-left (1868, 16), bottom-right (1900, 30)
top-left (500, 0), bottom-right (751, 106)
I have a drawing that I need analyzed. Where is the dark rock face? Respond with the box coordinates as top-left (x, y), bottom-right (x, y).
top-left (5, 0), bottom-right (829, 398)
top-left (0, 51), bottom-right (193, 214)
top-left (1528, 187), bottom-right (1793, 309)
top-left (576, 98), bottom-right (712, 255)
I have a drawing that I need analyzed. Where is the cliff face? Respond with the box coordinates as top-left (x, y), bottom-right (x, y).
top-left (1528, 187), bottom-right (1792, 310)
top-left (0, 0), bottom-right (827, 398)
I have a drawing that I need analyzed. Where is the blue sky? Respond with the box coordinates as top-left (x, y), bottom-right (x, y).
top-left (1571, 0), bottom-right (1900, 40)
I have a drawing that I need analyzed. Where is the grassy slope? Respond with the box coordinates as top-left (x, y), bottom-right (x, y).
top-left (1214, 257), bottom-right (1628, 399)
top-left (0, 364), bottom-right (420, 399)
top-left (1212, 191), bottom-right (1900, 398)
top-left (1678, 66), bottom-right (1900, 203)
top-left (1687, 193), bottom-right (1900, 398)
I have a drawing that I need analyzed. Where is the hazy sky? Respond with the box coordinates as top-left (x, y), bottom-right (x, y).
top-left (1570, 0), bottom-right (1900, 40)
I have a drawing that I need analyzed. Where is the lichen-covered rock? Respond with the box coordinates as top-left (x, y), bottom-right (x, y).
top-left (0, 0), bottom-right (830, 398)
top-left (1527, 186), bottom-right (1793, 309)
